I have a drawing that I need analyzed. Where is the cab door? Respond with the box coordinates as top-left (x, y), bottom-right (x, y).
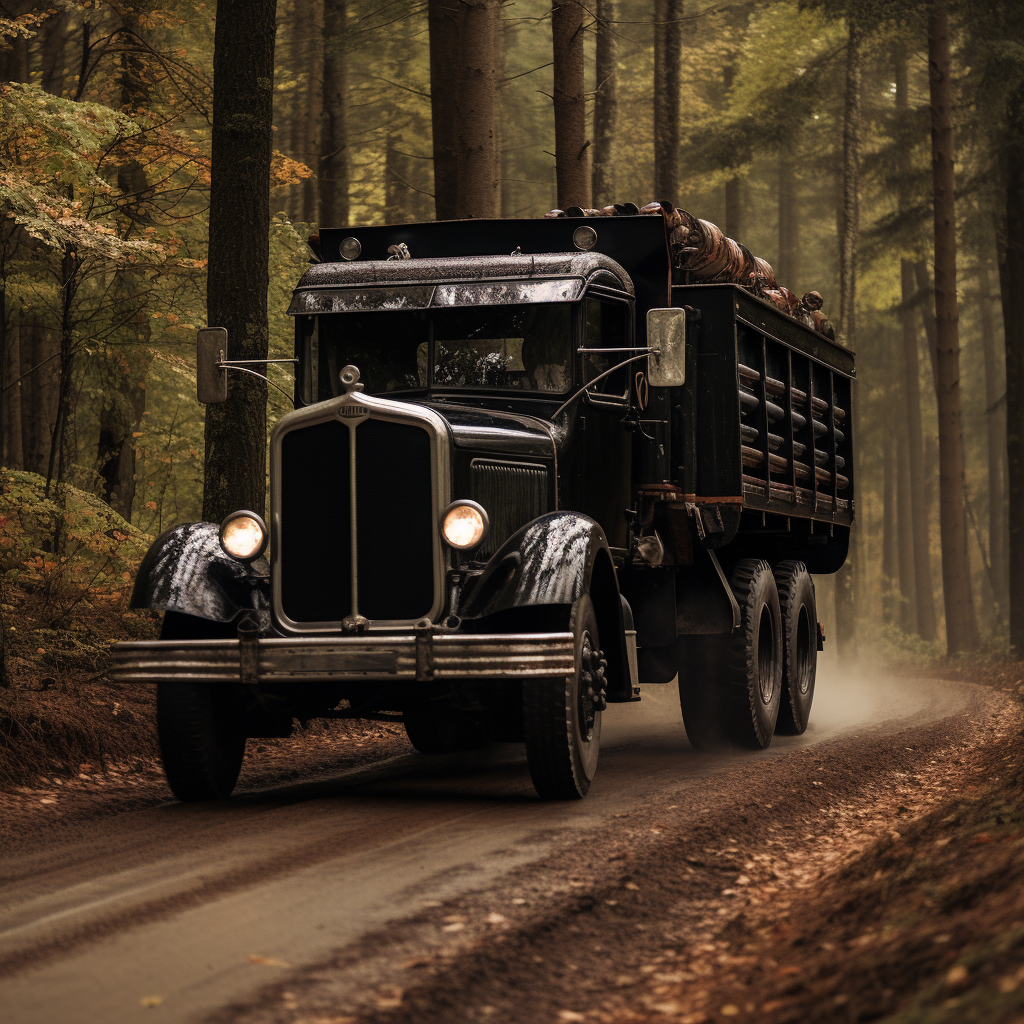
top-left (579, 293), bottom-right (634, 548)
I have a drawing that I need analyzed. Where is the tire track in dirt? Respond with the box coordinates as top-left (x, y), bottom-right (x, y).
top-left (205, 683), bottom-right (1017, 1024)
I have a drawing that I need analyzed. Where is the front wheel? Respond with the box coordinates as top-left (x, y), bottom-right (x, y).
top-left (157, 683), bottom-right (246, 801)
top-left (522, 595), bottom-right (606, 800)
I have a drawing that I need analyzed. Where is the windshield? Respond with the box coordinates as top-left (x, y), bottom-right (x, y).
top-left (316, 303), bottom-right (574, 399)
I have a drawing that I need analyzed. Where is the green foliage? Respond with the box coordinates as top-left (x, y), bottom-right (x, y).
top-left (0, 469), bottom-right (151, 625)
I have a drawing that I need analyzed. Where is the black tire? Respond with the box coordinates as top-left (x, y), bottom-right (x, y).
top-left (157, 611), bottom-right (245, 802)
top-left (678, 559), bottom-right (782, 750)
top-left (403, 705), bottom-right (483, 754)
top-left (774, 560), bottom-right (816, 735)
top-left (522, 594), bottom-right (605, 799)
top-left (157, 683), bottom-right (246, 801)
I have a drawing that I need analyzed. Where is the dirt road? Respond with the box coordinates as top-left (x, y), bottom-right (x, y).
top-left (0, 666), bottom-right (1016, 1024)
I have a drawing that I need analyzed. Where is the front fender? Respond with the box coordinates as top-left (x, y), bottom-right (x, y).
top-left (130, 522), bottom-right (270, 626)
top-left (460, 512), bottom-right (630, 702)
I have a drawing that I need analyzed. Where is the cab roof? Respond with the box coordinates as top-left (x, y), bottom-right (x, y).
top-left (303, 215), bottom-right (671, 319)
top-left (287, 251), bottom-right (634, 317)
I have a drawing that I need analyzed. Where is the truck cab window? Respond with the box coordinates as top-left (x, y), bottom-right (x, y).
top-left (432, 303), bottom-right (571, 392)
top-left (315, 302), bottom-right (573, 398)
top-left (318, 311), bottom-right (429, 400)
top-left (584, 298), bottom-right (630, 398)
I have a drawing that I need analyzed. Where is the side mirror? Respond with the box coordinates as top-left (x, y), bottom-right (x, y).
top-left (646, 308), bottom-right (686, 387)
top-left (197, 327), bottom-right (228, 404)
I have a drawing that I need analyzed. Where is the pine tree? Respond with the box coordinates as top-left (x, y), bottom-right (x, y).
top-left (203, 0), bottom-right (278, 523)
top-left (551, 0), bottom-right (590, 209)
top-left (927, 5), bottom-right (978, 653)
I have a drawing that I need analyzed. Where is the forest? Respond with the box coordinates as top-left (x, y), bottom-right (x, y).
top-left (0, 0), bottom-right (1022, 671)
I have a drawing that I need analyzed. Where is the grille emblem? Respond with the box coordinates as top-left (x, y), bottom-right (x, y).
top-left (338, 403), bottom-right (368, 421)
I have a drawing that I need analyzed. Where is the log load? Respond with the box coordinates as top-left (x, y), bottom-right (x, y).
top-left (544, 199), bottom-right (837, 342)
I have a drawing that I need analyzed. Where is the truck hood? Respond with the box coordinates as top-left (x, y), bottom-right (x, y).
top-left (422, 402), bottom-right (557, 460)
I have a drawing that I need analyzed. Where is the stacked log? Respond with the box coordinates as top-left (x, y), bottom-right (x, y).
top-left (737, 362), bottom-right (850, 505)
top-left (544, 200), bottom-right (837, 342)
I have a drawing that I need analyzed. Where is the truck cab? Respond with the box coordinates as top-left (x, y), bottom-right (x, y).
top-left (112, 209), bottom-right (854, 803)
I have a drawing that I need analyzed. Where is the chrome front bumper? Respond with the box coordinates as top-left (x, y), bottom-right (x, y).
top-left (108, 632), bottom-right (576, 685)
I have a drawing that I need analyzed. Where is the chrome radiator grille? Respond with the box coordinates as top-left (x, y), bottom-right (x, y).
top-left (471, 459), bottom-right (549, 558)
top-left (278, 415), bottom-right (436, 625)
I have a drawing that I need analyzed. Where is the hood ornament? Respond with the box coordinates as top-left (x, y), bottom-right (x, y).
top-left (339, 364), bottom-right (364, 394)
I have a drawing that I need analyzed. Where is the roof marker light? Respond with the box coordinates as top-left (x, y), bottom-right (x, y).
top-left (573, 225), bottom-right (598, 251)
top-left (339, 236), bottom-right (362, 261)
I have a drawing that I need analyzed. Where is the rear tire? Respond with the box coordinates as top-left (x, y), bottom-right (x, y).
top-left (157, 683), bottom-right (246, 801)
top-left (522, 595), bottom-right (604, 799)
top-left (774, 561), bottom-right (816, 735)
top-left (678, 559), bottom-right (782, 750)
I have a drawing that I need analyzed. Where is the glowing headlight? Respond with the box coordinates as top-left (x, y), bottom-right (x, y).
top-left (441, 501), bottom-right (489, 551)
top-left (219, 511), bottom-right (267, 561)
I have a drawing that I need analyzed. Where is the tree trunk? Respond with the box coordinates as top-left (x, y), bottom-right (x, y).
top-left (40, 11), bottom-right (68, 95)
top-left (2, 318), bottom-right (23, 469)
top-left (914, 260), bottom-right (940, 391)
top-left (46, 244), bottom-right (80, 552)
top-left (896, 411), bottom-right (917, 633)
top-left (979, 266), bottom-right (1007, 619)
top-left (20, 319), bottom-right (54, 476)
top-left (551, 1), bottom-right (590, 210)
top-left (287, 0), bottom-right (306, 221)
top-left (454, 0), bottom-right (498, 219)
top-left (302, 1), bottom-right (322, 224)
top-left (894, 47), bottom-right (937, 641)
top-left (499, 19), bottom-right (517, 216)
top-left (0, 2), bottom-right (30, 85)
top-left (91, 8), bottom-right (151, 523)
top-left (653, 0), bottom-right (681, 205)
top-left (900, 261), bottom-right (938, 640)
top-left (493, 6), bottom-right (505, 216)
top-left (203, 0), bottom-right (277, 523)
top-left (591, 0), bottom-right (617, 208)
top-left (882, 421), bottom-right (898, 624)
top-left (428, 0), bottom-right (460, 220)
top-left (97, 372), bottom-right (146, 521)
top-left (776, 158), bottom-right (797, 289)
top-left (927, 6), bottom-right (979, 654)
top-left (1001, 78), bottom-right (1024, 654)
top-left (320, 0), bottom-right (348, 227)
top-left (725, 177), bottom-right (743, 241)
top-left (833, 11), bottom-right (861, 658)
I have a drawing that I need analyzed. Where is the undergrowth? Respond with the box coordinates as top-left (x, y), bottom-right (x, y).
top-left (0, 468), bottom-right (160, 787)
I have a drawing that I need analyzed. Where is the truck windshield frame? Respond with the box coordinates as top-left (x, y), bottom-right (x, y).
top-left (313, 300), bottom-right (579, 401)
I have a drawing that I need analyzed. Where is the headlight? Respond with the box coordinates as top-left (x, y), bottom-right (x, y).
top-left (219, 511), bottom-right (267, 561)
top-left (441, 501), bottom-right (489, 551)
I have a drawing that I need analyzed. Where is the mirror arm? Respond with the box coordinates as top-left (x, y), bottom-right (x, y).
top-left (576, 347), bottom-right (654, 354)
top-left (218, 358), bottom-right (299, 366)
top-left (219, 363), bottom-right (297, 407)
top-left (550, 351), bottom-right (654, 421)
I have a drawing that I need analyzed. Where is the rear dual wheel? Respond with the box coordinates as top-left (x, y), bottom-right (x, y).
top-left (774, 561), bottom-right (817, 735)
top-left (679, 559), bottom-right (782, 750)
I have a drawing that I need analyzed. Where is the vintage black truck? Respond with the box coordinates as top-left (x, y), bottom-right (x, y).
top-left (110, 205), bottom-right (854, 802)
